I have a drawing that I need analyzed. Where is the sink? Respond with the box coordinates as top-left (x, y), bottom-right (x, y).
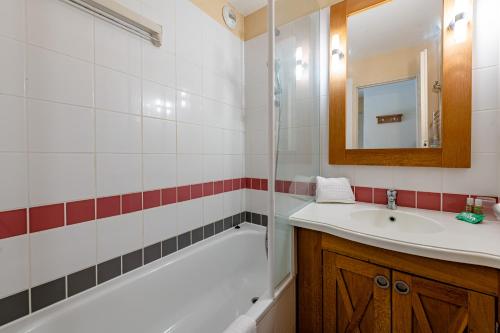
top-left (350, 209), bottom-right (445, 234)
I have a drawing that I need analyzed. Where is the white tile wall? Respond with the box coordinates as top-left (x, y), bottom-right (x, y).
top-left (143, 117), bottom-right (177, 154)
top-left (97, 212), bottom-right (143, 262)
top-left (0, 235), bottom-right (29, 299)
top-left (95, 66), bottom-right (141, 115)
top-left (177, 199), bottom-right (203, 234)
top-left (30, 222), bottom-right (97, 286)
top-left (26, 45), bottom-right (93, 106)
top-left (0, 153), bottom-right (28, 211)
top-left (0, 0), bottom-right (241, 301)
top-left (0, 95), bottom-right (26, 152)
top-left (96, 110), bottom-right (142, 153)
top-left (0, 37), bottom-right (25, 96)
top-left (143, 205), bottom-right (177, 246)
top-left (203, 194), bottom-right (224, 225)
top-left (26, 0), bottom-right (94, 62)
top-left (29, 153), bottom-right (95, 206)
top-left (96, 154), bottom-right (142, 196)
top-left (0, 0), bottom-right (26, 42)
top-left (27, 100), bottom-right (94, 153)
top-left (143, 154), bottom-right (177, 189)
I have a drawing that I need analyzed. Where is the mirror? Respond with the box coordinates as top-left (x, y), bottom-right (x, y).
top-left (345, 0), bottom-right (443, 149)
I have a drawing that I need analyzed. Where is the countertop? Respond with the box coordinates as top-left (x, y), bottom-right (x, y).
top-left (289, 202), bottom-right (500, 269)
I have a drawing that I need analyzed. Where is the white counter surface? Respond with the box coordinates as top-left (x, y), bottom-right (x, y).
top-left (289, 202), bottom-right (500, 269)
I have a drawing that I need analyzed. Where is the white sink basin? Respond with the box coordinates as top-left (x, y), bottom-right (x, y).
top-left (351, 209), bottom-right (445, 234)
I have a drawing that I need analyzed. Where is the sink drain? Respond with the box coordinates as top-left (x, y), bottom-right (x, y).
top-left (389, 216), bottom-right (396, 222)
top-left (251, 297), bottom-right (259, 304)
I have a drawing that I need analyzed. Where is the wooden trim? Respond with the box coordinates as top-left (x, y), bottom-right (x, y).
top-left (322, 251), bottom-right (336, 333)
top-left (441, 0), bottom-right (473, 167)
top-left (329, 0), bottom-right (473, 168)
top-left (296, 229), bottom-right (323, 332)
top-left (329, 1), bottom-right (348, 165)
top-left (346, 0), bottom-right (389, 15)
top-left (321, 233), bottom-right (499, 296)
top-left (468, 291), bottom-right (496, 332)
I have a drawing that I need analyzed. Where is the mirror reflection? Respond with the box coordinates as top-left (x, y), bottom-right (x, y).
top-left (346, 0), bottom-right (443, 149)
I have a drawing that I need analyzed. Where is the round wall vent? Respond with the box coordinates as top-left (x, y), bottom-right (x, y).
top-left (222, 5), bottom-right (237, 30)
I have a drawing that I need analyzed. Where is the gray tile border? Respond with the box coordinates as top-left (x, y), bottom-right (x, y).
top-left (0, 291), bottom-right (29, 326)
top-left (67, 266), bottom-right (96, 297)
top-left (122, 249), bottom-right (143, 274)
top-left (97, 257), bottom-right (121, 284)
top-left (31, 278), bottom-right (66, 312)
top-left (144, 242), bottom-right (162, 264)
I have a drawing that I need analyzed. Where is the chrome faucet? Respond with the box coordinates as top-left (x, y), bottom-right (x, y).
top-left (387, 189), bottom-right (397, 210)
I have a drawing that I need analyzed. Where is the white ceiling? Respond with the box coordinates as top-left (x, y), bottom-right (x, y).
top-left (228, 0), bottom-right (267, 16)
top-left (348, 0), bottom-right (442, 59)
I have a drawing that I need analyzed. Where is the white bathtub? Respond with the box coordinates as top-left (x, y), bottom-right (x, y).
top-left (0, 223), bottom-right (269, 333)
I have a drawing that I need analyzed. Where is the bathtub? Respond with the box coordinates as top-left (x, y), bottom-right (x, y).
top-left (0, 223), bottom-right (269, 333)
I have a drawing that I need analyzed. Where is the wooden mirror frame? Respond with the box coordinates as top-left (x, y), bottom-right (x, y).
top-left (329, 0), bottom-right (473, 168)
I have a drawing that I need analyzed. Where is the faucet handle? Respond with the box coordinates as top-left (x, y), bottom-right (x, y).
top-left (387, 189), bottom-right (397, 197)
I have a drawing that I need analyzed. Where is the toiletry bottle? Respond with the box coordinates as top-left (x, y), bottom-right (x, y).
top-left (465, 197), bottom-right (474, 212)
top-left (473, 198), bottom-right (483, 215)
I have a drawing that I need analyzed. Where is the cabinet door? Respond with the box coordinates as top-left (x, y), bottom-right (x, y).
top-left (392, 271), bottom-right (496, 333)
top-left (323, 252), bottom-right (391, 333)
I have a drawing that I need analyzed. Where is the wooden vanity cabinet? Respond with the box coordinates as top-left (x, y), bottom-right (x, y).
top-left (297, 229), bottom-right (499, 333)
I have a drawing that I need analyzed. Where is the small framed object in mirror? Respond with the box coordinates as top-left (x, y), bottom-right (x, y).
top-left (329, 0), bottom-right (473, 167)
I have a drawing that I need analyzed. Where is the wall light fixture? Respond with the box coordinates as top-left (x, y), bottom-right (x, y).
top-left (295, 47), bottom-right (306, 80)
top-left (448, 0), bottom-right (469, 43)
top-left (331, 34), bottom-right (344, 72)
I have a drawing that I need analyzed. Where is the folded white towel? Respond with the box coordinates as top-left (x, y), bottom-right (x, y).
top-left (223, 315), bottom-right (256, 333)
top-left (315, 176), bottom-right (355, 203)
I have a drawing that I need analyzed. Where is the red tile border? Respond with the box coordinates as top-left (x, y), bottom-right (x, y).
top-left (417, 192), bottom-right (441, 211)
top-left (251, 178), bottom-right (261, 190)
top-left (121, 192), bottom-right (142, 214)
top-left (214, 181), bottom-right (224, 194)
top-left (442, 193), bottom-right (468, 213)
top-left (191, 184), bottom-right (203, 199)
top-left (0, 209), bottom-right (27, 239)
top-left (97, 196), bottom-right (121, 219)
top-left (177, 186), bottom-right (191, 202)
top-left (261, 179), bottom-right (268, 191)
top-left (275, 180), bottom-right (284, 193)
top-left (355, 187), bottom-right (373, 203)
top-left (283, 181), bottom-right (294, 194)
top-left (224, 180), bottom-right (233, 192)
top-left (203, 182), bottom-right (214, 196)
top-left (295, 182), bottom-right (309, 195)
top-left (30, 204), bottom-right (65, 233)
top-left (396, 190), bottom-right (416, 208)
top-left (66, 199), bottom-right (95, 225)
top-left (161, 188), bottom-right (177, 205)
top-left (4, 175), bottom-right (496, 240)
top-left (143, 190), bottom-right (161, 210)
top-left (309, 183), bottom-right (316, 196)
top-left (373, 188), bottom-right (387, 205)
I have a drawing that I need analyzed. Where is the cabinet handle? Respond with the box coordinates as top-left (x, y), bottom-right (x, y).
top-left (394, 281), bottom-right (410, 295)
top-left (374, 275), bottom-right (390, 289)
